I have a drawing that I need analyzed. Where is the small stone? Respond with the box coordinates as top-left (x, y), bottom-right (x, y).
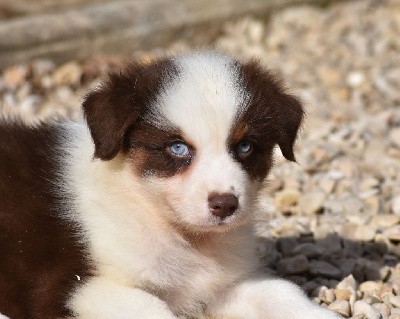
top-left (336, 275), bottom-right (357, 291)
top-left (299, 191), bottom-right (326, 215)
top-left (277, 237), bottom-right (298, 257)
top-left (4, 65), bottom-right (29, 87)
top-left (291, 243), bottom-right (323, 258)
top-left (31, 59), bottom-right (55, 77)
top-left (334, 288), bottom-right (352, 301)
top-left (390, 315), bottom-right (400, 319)
top-left (274, 189), bottom-right (300, 210)
top-left (346, 71), bottom-right (366, 88)
top-left (328, 299), bottom-right (351, 317)
top-left (392, 308), bottom-right (400, 316)
top-left (383, 226), bottom-right (400, 241)
top-left (340, 224), bottom-right (376, 242)
top-left (359, 177), bottom-right (380, 191)
top-left (390, 128), bottom-right (400, 149)
top-left (53, 62), bottom-right (82, 86)
top-left (392, 196), bottom-right (400, 216)
top-left (359, 281), bottom-right (382, 293)
top-left (389, 295), bottom-right (400, 308)
top-left (353, 300), bottom-right (381, 319)
top-left (317, 234), bottom-right (343, 255)
top-left (338, 258), bottom-right (357, 277)
top-left (372, 303), bottom-right (390, 317)
top-left (370, 214), bottom-right (400, 228)
top-left (309, 260), bottom-right (342, 279)
top-left (277, 255), bottom-right (309, 275)
top-left (319, 287), bottom-right (336, 304)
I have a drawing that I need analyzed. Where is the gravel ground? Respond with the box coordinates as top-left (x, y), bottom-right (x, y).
top-left (1, 0), bottom-right (400, 318)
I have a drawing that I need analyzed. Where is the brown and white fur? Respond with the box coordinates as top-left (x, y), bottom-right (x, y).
top-left (0, 51), bottom-right (342, 319)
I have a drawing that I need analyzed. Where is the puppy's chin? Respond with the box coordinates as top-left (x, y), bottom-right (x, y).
top-left (175, 211), bottom-right (249, 234)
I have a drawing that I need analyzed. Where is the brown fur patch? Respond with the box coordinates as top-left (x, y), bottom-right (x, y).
top-left (83, 58), bottom-right (178, 161)
top-left (126, 122), bottom-right (195, 178)
top-left (0, 121), bottom-right (92, 318)
top-left (228, 60), bottom-right (304, 181)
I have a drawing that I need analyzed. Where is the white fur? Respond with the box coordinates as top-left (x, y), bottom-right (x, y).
top-left (59, 52), bottom-right (342, 318)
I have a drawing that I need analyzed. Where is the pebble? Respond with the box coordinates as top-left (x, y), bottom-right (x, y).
top-left (3, 65), bottom-right (28, 87)
top-left (359, 281), bottom-right (382, 293)
top-left (389, 295), bottom-right (400, 308)
top-left (373, 303), bottom-right (390, 317)
top-left (353, 300), bottom-right (381, 319)
top-left (392, 196), bottom-right (400, 216)
top-left (390, 128), bottom-right (400, 149)
top-left (52, 62), bottom-right (82, 86)
top-left (341, 224), bottom-right (376, 242)
top-left (328, 299), bottom-right (351, 317)
top-left (276, 255), bottom-right (309, 275)
top-left (309, 260), bottom-right (342, 279)
top-left (370, 215), bottom-right (400, 228)
top-left (291, 242), bottom-right (323, 258)
top-left (274, 189), bottom-right (300, 210)
top-left (299, 191), bottom-right (326, 215)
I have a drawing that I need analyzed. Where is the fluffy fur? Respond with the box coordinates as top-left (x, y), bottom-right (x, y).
top-left (0, 51), bottom-right (342, 319)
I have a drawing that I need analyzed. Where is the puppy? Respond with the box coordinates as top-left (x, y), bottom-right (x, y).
top-left (0, 51), bottom-right (342, 319)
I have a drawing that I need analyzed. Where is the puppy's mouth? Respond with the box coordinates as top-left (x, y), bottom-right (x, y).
top-left (180, 209), bottom-right (248, 233)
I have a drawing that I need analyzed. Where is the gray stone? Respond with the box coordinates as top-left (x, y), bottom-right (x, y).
top-left (309, 260), bottom-right (342, 279)
top-left (291, 242), bottom-right (323, 258)
top-left (277, 255), bottom-right (309, 275)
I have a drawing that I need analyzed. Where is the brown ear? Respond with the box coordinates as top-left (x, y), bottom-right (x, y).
top-left (275, 93), bottom-right (304, 162)
top-left (83, 59), bottom-right (176, 160)
top-left (239, 60), bottom-right (304, 162)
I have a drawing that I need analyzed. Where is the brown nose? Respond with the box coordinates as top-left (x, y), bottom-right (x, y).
top-left (208, 193), bottom-right (238, 219)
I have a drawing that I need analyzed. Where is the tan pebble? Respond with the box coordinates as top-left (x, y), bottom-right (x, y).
top-left (274, 189), bottom-right (300, 209)
top-left (298, 191), bottom-right (326, 215)
top-left (373, 303), bottom-right (390, 317)
top-left (340, 223), bottom-right (376, 241)
top-left (391, 308), bottom-right (400, 315)
top-left (53, 62), bottom-right (82, 86)
top-left (4, 65), bottom-right (29, 87)
top-left (383, 225), bottom-right (400, 241)
top-left (335, 288), bottom-right (352, 301)
top-left (390, 295), bottom-right (400, 308)
top-left (320, 288), bottom-right (336, 304)
top-left (390, 128), bottom-right (400, 149)
top-left (353, 300), bottom-right (381, 319)
top-left (393, 196), bottom-right (400, 215)
top-left (327, 299), bottom-right (351, 317)
top-left (359, 281), bottom-right (383, 293)
top-left (336, 275), bottom-right (357, 291)
top-left (389, 315), bottom-right (400, 319)
top-left (370, 214), bottom-right (400, 228)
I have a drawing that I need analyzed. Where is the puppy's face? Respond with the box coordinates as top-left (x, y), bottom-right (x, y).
top-left (83, 52), bottom-right (303, 232)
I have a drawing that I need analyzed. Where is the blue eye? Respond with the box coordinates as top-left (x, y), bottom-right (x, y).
top-left (237, 140), bottom-right (253, 157)
top-left (168, 142), bottom-right (190, 158)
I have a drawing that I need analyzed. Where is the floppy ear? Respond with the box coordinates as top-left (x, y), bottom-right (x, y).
top-left (240, 60), bottom-right (304, 162)
top-left (275, 93), bottom-right (304, 162)
top-left (82, 59), bottom-right (175, 160)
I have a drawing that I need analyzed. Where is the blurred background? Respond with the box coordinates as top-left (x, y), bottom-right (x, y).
top-left (1, 0), bottom-right (400, 317)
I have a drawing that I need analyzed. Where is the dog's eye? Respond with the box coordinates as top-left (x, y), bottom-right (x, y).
top-left (236, 140), bottom-right (253, 158)
top-left (167, 142), bottom-right (190, 158)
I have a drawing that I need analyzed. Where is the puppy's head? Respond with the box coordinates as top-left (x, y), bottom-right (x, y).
top-left (83, 52), bottom-right (303, 232)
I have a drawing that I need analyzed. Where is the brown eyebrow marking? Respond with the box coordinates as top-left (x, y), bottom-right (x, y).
top-left (126, 122), bottom-right (195, 178)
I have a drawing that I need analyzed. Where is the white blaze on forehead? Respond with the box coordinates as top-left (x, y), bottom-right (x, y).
top-left (148, 51), bottom-right (249, 149)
